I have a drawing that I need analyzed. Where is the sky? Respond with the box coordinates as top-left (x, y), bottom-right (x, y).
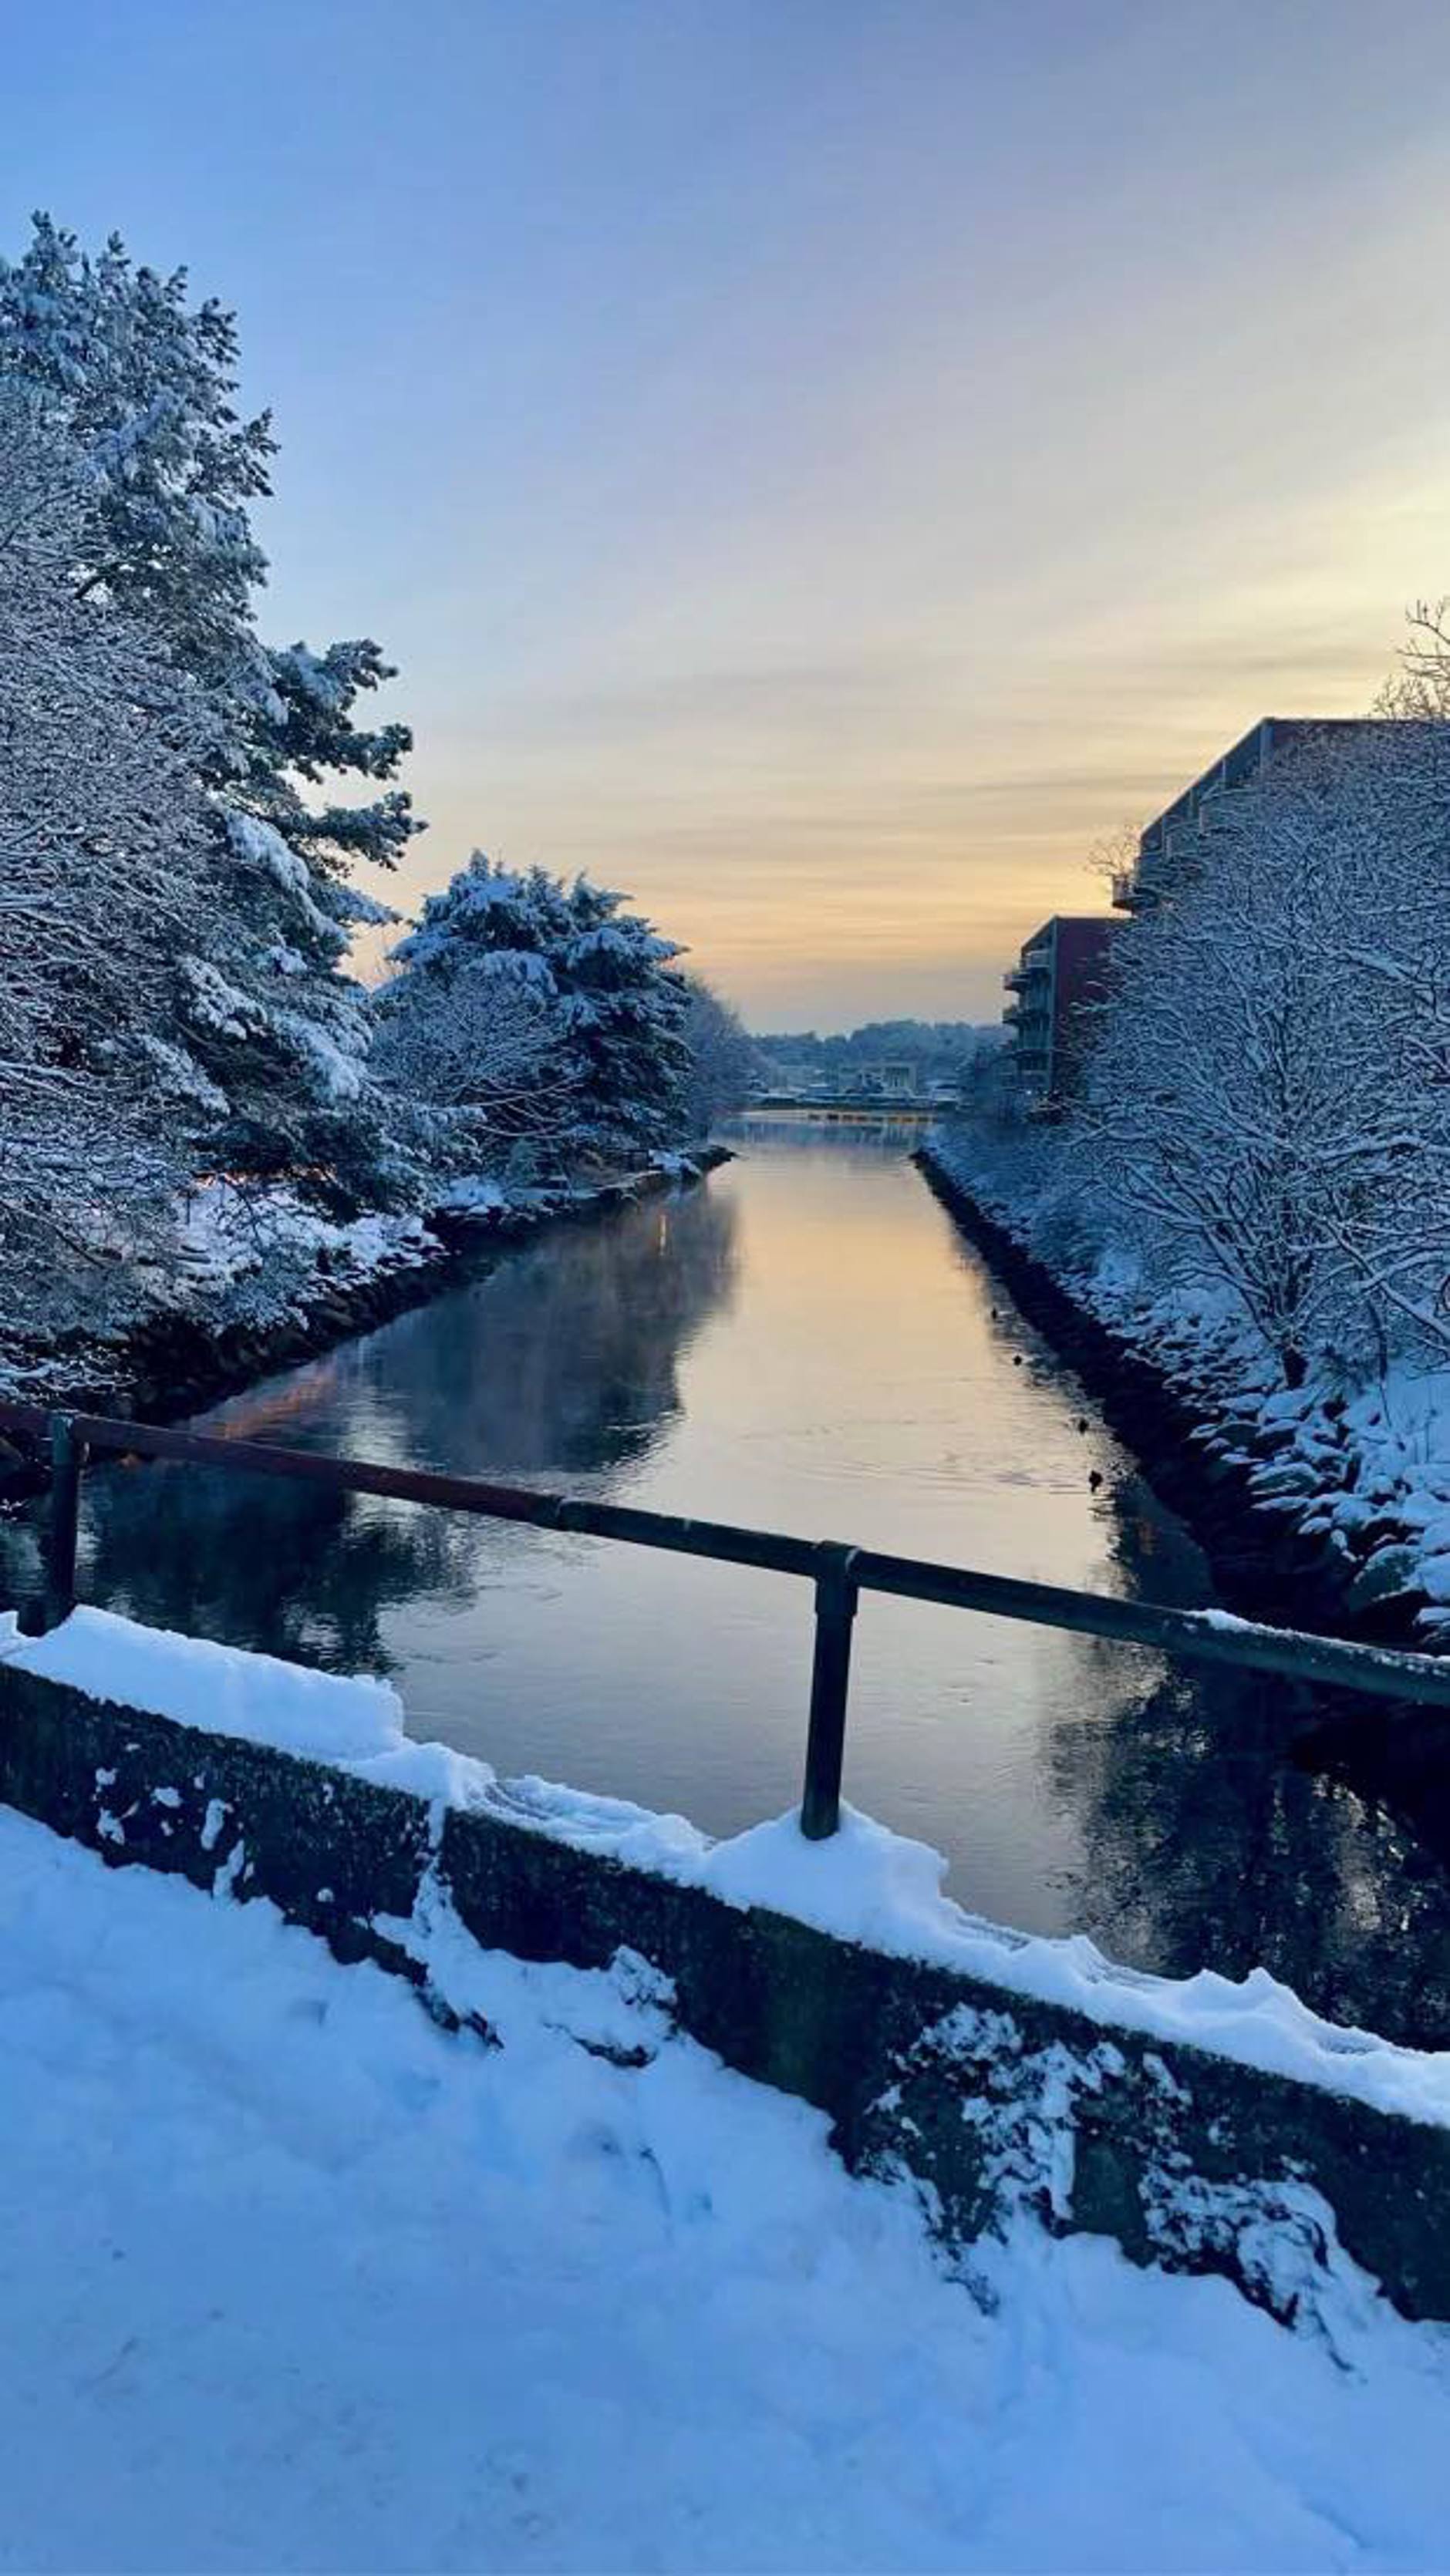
top-left (8, 0), bottom-right (1450, 1029)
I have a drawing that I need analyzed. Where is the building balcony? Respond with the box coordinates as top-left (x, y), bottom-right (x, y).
top-left (1112, 867), bottom-right (1165, 913)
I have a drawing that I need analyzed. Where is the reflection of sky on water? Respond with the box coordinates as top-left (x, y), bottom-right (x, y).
top-left (7, 1124), bottom-right (1449, 2042)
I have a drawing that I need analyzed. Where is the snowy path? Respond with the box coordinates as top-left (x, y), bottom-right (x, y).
top-left (0, 1814), bottom-right (1445, 2574)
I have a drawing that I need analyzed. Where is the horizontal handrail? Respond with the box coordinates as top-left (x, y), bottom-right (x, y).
top-left (2, 1399), bottom-right (1448, 1843)
top-left (1, 1402), bottom-right (828, 1575)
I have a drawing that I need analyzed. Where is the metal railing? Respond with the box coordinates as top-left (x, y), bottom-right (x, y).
top-left (3, 1398), bottom-right (1449, 1840)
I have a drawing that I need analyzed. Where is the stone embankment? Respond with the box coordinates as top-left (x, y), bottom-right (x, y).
top-left (917, 1143), bottom-right (1437, 1654)
top-left (0, 1150), bottom-right (730, 1500)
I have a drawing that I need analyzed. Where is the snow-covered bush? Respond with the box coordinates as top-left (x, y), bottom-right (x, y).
top-left (952, 681), bottom-right (1450, 1413)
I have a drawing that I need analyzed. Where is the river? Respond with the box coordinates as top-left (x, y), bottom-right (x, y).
top-left (7, 1116), bottom-right (1449, 2041)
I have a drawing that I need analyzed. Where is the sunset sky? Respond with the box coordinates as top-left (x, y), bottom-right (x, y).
top-left (11, 0), bottom-right (1450, 1028)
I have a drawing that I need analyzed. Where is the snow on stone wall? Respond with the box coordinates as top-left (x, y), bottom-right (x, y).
top-left (4, 1603), bottom-right (1448, 2135)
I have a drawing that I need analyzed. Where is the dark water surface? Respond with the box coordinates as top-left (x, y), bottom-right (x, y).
top-left (8, 1120), bottom-right (1449, 2039)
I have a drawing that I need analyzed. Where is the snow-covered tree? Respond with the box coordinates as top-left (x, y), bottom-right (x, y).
top-left (0, 214), bottom-right (420, 1203)
top-left (679, 978), bottom-right (757, 1136)
top-left (1082, 719), bottom-right (1450, 1386)
top-left (176, 807), bottom-right (406, 1208)
top-left (383, 854), bottom-right (690, 1180)
top-left (0, 389), bottom-right (218, 1360)
top-left (0, 214), bottom-right (273, 704)
top-left (372, 942), bottom-right (572, 1179)
top-left (0, 219), bottom-right (416, 844)
top-left (548, 871), bottom-right (690, 1163)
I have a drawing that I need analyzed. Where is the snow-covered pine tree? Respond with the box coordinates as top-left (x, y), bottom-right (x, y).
top-left (0, 214), bottom-right (420, 1205)
top-left (179, 806), bottom-right (405, 1209)
top-left (0, 388), bottom-right (219, 1366)
top-left (0, 214), bottom-right (274, 705)
top-left (383, 855), bottom-right (690, 1181)
top-left (556, 873), bottom-right (691, 1165)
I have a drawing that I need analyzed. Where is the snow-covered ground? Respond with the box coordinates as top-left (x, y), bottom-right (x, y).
top-left (175, 1179), bottom-right (443, 1301)
top-left (0, 1806), bottom-right (1445, 2576)
top-left (0, 1184), bottom-right (452, 1409)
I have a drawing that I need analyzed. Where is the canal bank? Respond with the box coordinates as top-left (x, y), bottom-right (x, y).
top-left (5, 1120), bottom-right (1449, 2045)
top-left (0, 1151), bottom-right (730, 1500)
top-left (916, 1136), bottom-right (1448, 1651)
top-left (917, 1137), bottom-right (1450, 1939)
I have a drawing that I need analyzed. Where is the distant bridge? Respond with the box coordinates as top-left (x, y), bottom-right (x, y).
top-left (744, 1093), bottom-right (947, 1117)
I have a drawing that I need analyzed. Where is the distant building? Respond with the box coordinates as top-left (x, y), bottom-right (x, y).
top-left (1112, 716), bottom-right (1388, 914)
top-left (1003, 916), bottom-right (1117, 1107)
top-left (753, 1056), bottom-right (824, 1100)
top-left (852, 1059), bottom-right (919, 1100)
top-left (1000, 719), bottom-right (1391, 1110)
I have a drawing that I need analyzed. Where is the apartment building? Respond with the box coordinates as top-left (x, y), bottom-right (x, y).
top-left (1111, 716), bottom-right (1385, 912)
top-left (1003, 914), bottom-right (1116, 1107)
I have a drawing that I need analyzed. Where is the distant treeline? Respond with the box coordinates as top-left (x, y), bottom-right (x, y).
top-left (752, 1022), bottom-right (1002, 1086)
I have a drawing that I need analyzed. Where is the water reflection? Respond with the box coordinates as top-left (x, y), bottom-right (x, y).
top-left (4, 1126), bottom-right (1448, 2042)
top-left (1044, 1637), bottom-right (1450, 2038)
top-left (215, 1179), bottom-right (740, 1480)
top-left (50, 1180), bottom-right (740, 1673)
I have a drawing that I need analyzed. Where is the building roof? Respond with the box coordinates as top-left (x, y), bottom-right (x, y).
top-left (1139, 716), bottom-right (1387, 857)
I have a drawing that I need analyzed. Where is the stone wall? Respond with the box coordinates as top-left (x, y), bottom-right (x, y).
top-left (3, 1662), bottom-right (1447, 2325)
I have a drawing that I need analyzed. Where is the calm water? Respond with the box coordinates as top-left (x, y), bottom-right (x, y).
top-left (7, 1119), bottom-right (1449, 2039)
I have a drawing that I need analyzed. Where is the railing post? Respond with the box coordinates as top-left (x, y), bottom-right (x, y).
top-left (42, 1412), bottom-right (84, 1631)
top-left (801, 1546), bottom-right (858, 1840)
